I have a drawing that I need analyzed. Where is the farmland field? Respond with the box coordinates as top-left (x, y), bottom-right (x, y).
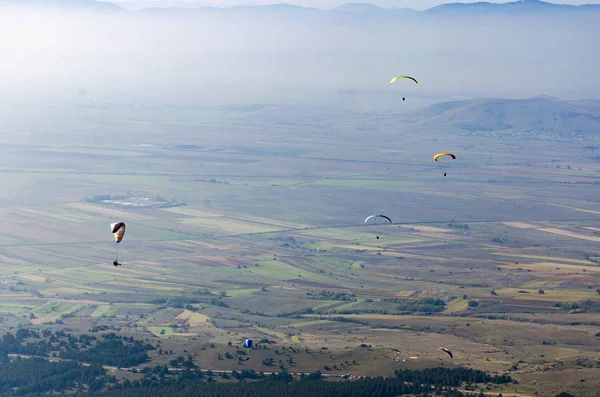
top-left (0, 98), bottom-right (598, 396)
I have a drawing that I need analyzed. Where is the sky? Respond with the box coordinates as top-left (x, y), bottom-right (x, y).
top-left (108, 0), bottom-right (599, 11)
top-left (2, 0), bottom-right (598, 103)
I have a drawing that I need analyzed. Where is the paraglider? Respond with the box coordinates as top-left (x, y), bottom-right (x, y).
top-left (365, 214), bottom-right (392, 240)
top-left (111, 222), bottom-right (126, 243)
top-left (438, 347), bottom-right (453, 359)
top-left (434, 152), bottom-right (456, 177)
top-left (240, 339), bottom-right (253, 360)
top-left (390, 76), bottom-right (418, 101)
top-left (110, 222), bottom-right (126, 266)
top-left (433, 152), bottom-right (456, 162)
top-left (364, 214), bottom-right (392, 224)
top-left (390, 76), bottom-right (418, 85)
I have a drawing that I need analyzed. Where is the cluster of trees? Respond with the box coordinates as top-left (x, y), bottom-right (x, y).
top-left (394, 368), bottom-right (513, 386)
top-left (0, 329), bottom-right (52, 357)
top-left (169, 355), bottom-right (197, 369)
top-left (59, 338), bottom-right (154, 368)
top-left (0, 356), bottom-right (110, 395)
top-left (396, 298), bottom-right (446, 313)
top-left (554, 300), bottom-right (600, 314)
top-left (0, 329), bottom-right (154, 368)
top-left (447, 223), bottom-right (470, 230)
top-left (149, 297), bottom-right (203, 310)
top-left (85, 367), bottom-right (503, 397)
top-left (0, 329), bottom-right (159, 395)
top-left (306, 290), bottom-right (357, 301)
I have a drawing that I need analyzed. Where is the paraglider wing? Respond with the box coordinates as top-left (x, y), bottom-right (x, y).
top-left (433, 152), bottom-right (456, 162)
top-left (390, 75), bottom-right (418, 85)
top-left (110, 222), bottom-right (126, 243)
top-left (378, 215), bottom-right (392, 223)
top-left (364, 214), bottom-right (393, 224)
top-left (244, 339), bottom-right (253, 348)
top-left (437, 347), bottom-right (453, 359)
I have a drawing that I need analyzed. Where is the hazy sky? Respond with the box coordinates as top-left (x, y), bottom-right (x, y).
top-left (1, 0), bottom-right (598, 103)
top-left (110, 0), bottom-right (599, 11)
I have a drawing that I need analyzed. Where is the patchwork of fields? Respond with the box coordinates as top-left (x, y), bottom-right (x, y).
top-left (0, 103), bottom-right (598, 396)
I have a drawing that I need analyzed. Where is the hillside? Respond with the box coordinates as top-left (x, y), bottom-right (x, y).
top-left (405, 96), bottom-right (600, 138)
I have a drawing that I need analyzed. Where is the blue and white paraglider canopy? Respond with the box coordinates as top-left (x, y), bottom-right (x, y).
top-left (244, 339), bottom-right (253, 348)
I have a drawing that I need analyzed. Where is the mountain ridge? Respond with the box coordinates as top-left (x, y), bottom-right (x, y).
top-left (3, 0), bottom-right (600, 15)
top-left (144, 1), bottom-right (600, 14)
top-left (403, 96), bottom-right (600, 138)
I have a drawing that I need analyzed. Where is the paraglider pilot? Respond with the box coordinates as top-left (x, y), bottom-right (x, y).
top-left (110, 222), bottom-right (126, 268)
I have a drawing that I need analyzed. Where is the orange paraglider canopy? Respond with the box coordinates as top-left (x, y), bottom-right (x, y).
top-left (433, 152), bottom-right (456, 161)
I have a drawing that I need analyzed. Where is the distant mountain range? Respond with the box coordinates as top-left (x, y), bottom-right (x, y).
top-left (0, 0), bottom-right (121, 10)
top-left (425, 0), bottom-right (600, 15)
top-left (405, 96), bottom-right (600, 138)
top-left (139, 0), bottom-right (600, 16)
top-left (2, 0), bottom-right (600, 16)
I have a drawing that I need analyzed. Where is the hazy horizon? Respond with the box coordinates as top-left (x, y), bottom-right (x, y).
top-left (108, 0), bottom-right (600, 11)
top-left (1, 3), bottom-right (598, 107)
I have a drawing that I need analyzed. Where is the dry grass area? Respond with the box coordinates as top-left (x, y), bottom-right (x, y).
top-left (31, 316), bottom-right (59, 325)
top-left (491, 252), bottom-right (593, 265)
top-left (402, 225), bottom-right (452, 233)
top-left (583, 226), bottom-right (600, 232)
top-left (499, 261), bottom-right (599, 273)
top-left (394, 290), bottom-right (416, 297)
top-left (66, 202), bottom-right (154, 221)
top-left (19, 274), bottom-right (47, 282)
top-left (548, 203), bottom-right (600, 216)
top-left (536, 227), bottom-right (600, 243)
top-left (502, 222), bottom-right (539, 229)
top-left (515, 368), bottom-right (600, 397)
top-left (175, 309), bottom-right (193, 320)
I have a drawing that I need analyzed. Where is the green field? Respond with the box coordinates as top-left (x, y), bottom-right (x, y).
top-left (147, 326), bottom-right (176, 338)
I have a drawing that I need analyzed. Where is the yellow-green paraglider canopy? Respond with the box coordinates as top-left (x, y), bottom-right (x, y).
top-left (390, 75), bottom-right (418, 85)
